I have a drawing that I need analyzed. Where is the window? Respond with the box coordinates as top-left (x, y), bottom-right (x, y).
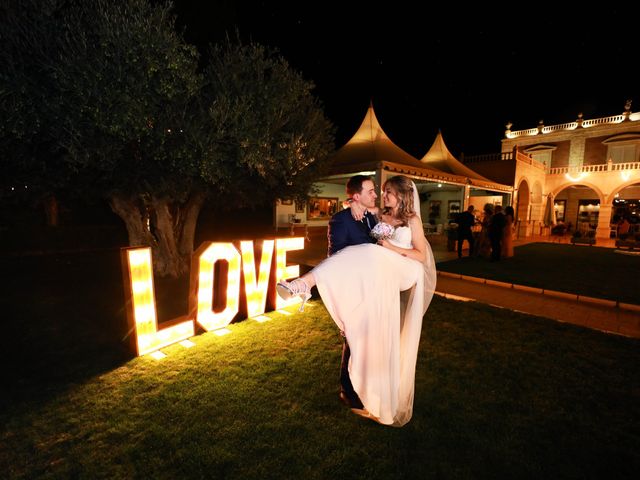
top-left (608, 144), bottom-right (637, 164)
top-left (448, 200), bottom-right (461, 218)
top-left (523, 144), bottom-right (556, 172)
top-left (307, 197), bottom-right (338, 221)
top-left (577, 199), bottom-right (599, 231)
top-left (530, 151), bottom-right (552, 170)
top-left (613, 198), bottom-right (640, 224)
top-left (603, 133), bottom-right (640, 164)
top-left (428, 201), bottom-right (441, 224)
top-left (554, 200), bottom-right (566, 222)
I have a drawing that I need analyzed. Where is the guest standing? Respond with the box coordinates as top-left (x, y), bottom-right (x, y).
top-left (489, 205), bottom-right (506, 261)
top-left (476, 203), bottom-right (493, 258)
top-left (501, 205), bottom-right (515, 258)
top-left (456, 205), bottom-right (476, 258)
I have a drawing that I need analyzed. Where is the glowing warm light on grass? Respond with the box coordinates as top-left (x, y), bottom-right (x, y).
top-left (254, 315), bottom-right (271, 323)
top-left (180, 339), bottom-right (196, 348)
top-left (275, 237), bottom-right (305, 309)
top-left (196, 242), bottom-right (241, 331)
top-left (277, 309), bottom-right (293, 315)
top-left (213, 328), bottom-right (232, 336)
top-left (150, 351), bottom-right (167, 360)
top-left (241, 240), bottom-right (274, 317)
top-left (124, 248), bottom-right (194, 356)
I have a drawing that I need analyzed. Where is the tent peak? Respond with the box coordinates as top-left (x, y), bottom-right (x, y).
top-left (344, 103), bottom-right (392, 145)
top-left (421, 131), bottom-right (491, 181)
top-left (327, 103), bottom-right (426, 175)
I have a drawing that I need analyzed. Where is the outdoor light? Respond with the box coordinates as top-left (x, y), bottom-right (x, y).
top-left (241, 240), bottom-right (274, 318)
top-left (275, 237), bottom-right (305, 309)
top-left (123, 237), bottom-right (304, 356)
top-left (123, 248), bottom-right (195, 356)
top-left (196, 242), bottom-right (241, 331)
top-left (150, 351), bottom-right (167, 360)
top-left (565, 172), bottom-right (587, 182)
top-left (621, 171), bottom-right (631, 181)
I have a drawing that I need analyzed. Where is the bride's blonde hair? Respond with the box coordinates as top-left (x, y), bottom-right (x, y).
top-left (382, 175), bottom-right (416, 226)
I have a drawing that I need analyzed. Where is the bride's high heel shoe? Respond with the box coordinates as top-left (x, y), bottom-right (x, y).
top-left (276, 279), bottom-right (311, 312)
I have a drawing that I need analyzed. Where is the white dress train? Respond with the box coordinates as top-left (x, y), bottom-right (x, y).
top-left (312, 225), bottom-right (437, 426)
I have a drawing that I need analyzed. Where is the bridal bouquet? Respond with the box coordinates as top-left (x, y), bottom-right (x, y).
top-left (370, 222), bottom-right (395, 240)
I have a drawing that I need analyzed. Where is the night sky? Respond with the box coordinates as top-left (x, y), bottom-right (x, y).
top-left (170, 1), bottom-right (637, 158)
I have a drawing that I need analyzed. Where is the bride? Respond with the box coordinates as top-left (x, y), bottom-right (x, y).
top-left (277, 175), bottom-right (437, 426)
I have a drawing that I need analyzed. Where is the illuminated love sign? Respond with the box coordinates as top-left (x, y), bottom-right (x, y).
top-left (121, 237), bottom-right (304, 356)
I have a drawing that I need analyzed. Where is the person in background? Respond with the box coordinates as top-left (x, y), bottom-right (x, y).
top-left (617, 217), bottom-right (631, 238)
top-left (456, 205), bottom-right (476, 258)
top-left (476, 203), bottom-right (494, 258)
top-left (502, 205), bottom-right (515, 258)
top-left (489, 204), bottom-right (506, 261)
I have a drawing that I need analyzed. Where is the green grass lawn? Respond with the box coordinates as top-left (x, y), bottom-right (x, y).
top-left (1, 251), bottom-right (639, 479)
top-left (438, 242), bottom-right (640, 304)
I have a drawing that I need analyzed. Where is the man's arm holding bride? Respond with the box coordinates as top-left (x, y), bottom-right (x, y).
top-left (377, 216), bottom-right (427, 262)
top-left (347, 200), bottom-right (379, 222)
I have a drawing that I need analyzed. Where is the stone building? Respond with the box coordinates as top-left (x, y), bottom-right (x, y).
top-left (465, 100), bottom-right (640, 239)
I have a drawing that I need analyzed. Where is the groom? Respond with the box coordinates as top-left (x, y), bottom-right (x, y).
top-left (327, 174), bottom-right (378, 410)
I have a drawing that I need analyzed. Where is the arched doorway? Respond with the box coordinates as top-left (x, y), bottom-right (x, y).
top-left (515, 179), bottom-right (531, 237)
top-left (516, 179), bottom-right (530, 223)
top-left (554, 184), bottom-right (603, 234)
top-left (611, 182), bottom-right (640, 224)
top-left (610, 182), bottom-right (640, 238)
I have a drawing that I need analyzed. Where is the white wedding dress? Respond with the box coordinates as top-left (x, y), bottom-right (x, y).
top-left (312, 224), bottom-right (437, 426)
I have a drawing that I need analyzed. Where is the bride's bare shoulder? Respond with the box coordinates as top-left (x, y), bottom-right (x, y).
top-left (408, 214), bottom-right (422, 226)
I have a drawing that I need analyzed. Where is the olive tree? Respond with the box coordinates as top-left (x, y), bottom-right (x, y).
top-left (1, 0), bottom-right (334, 277)
top-left (201, 40), bottom-right (335, 209)
top-left (0, 0), bottom-right (75, 225)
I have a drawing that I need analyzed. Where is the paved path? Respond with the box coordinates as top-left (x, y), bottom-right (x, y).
top-left (434, 274), bottom-right (640, 339)
top-left (290, 229), bottom-right (640, 339)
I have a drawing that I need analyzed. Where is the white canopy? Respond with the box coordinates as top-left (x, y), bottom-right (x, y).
top-left (421, 131), bottom-right (491, 182)
top-left (325, 104), bottom-right (512, 192)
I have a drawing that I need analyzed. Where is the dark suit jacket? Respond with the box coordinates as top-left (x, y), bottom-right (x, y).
top-left (456, 211), bottom-right (475, 233)
top-left (488, 212), bottom-right (506, 239)
top-left (327, 208), bottom-right (378, 256)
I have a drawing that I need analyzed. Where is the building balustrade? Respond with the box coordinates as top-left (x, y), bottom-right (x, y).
top-left (549, 160), bottom-right (640, 176)
top-left (461, 152), bottom-right (507, 163)
top-left (462, 149), bottom-right (546, 171)
top-left (610, 161), bottom-right (640, 171)
top-left (581, 115), bottom-right (625, 128)
top-left (506, 111), bottom-right (637, 138)
top-left (541, 122), bottom-right (578, 133)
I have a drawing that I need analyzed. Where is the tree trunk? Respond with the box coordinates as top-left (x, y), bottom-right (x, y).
top-left (178, 190), bottom-right (206, 257)
top-left (149, 196), bottom-right (186, 278)
top-left (109, 192), bottom-right (205, 279)
top-left (109, 194), bottom-right (155, 248)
